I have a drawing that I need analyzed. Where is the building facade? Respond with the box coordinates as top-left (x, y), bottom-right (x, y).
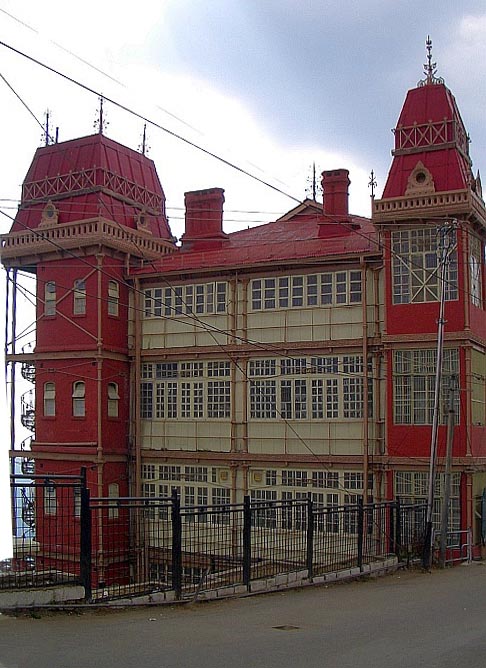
top-left (3, 57), bottom-right (486, 561)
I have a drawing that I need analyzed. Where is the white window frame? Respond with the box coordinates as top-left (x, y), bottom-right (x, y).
top-left (107, 382), bottom-right (120, 418)
top-left (108, 280), bottom-right (119, 316)
top-left (73, 279), bottom-right (86, 315)
top-left (44, 281), bottom-right (56, 316)
top-left (43, 382), bottom-right (56, 417)
top-left (72, 381), bottom-right (86, 417)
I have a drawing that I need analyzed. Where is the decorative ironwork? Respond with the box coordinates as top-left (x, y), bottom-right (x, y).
top-left (21, 167), bottom-right (165, 216)
top-left (20, 389), bottom-right (35, 432)
top-left (94, 96), bottom-right (108, 135)
top-left (368, 170), bottom-right (377, 199)
top-left (418, 36), bottom-right (445, 87)
top-left (393, 119), bottom-right (469, 158)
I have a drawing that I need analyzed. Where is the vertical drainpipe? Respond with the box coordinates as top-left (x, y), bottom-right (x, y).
top-left (134, 278), bottom-right (142, 498)
top-left (230, 273), bottom-right (237, 456)
top-left (9, 269), bottom-right (17, 468)
top-left (361, 258), bottom-right (369, 502)
top-left (463, 225), bottom-right (470, 332)
top-left (241, 278), bottom-right (249, 454)
top-left (96, 253), bottom-right (104, 581)
top-left (373, 265), bottom-right (384, 495)
top-left (9, 269), bottom-right (17, 536)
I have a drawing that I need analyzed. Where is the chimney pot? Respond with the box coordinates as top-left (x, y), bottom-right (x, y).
top-left (321, 169), bottom-right (350, 217)
top-left (181, 187), bottom-right (228, 249)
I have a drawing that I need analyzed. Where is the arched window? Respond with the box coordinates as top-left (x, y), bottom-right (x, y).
top-left (73, 279), bottom-right (86, 315)
top-left (108, 281), bottom-right (119, 316)
top-left (107, 382), bottom-right (120, 418)
top-left (43, 382), bottom-right (56, 417)
top-left (44, 281), bottom-right (56, 316)
top-left (72, 381), bottom-right (86, 417)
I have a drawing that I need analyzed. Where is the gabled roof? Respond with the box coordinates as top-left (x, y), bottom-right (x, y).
top-left (134, 210), bottom-right (378, 277)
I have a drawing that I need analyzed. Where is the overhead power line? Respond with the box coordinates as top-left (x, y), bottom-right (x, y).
top-left (0, 39), bottom-right (301, 205)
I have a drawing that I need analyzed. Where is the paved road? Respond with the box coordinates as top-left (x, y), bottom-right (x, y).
top-left (2, 564), bottom-right (486, 668)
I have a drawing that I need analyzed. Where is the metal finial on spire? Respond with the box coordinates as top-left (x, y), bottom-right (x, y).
top-left (138, 123), bottom-right (150, 156)
top-left (418, 36), bottom-right (445, 87)
top-left (94, 96), bottom-right (108, 135)
top-left (368, 170), bottom-right (377, 199)
top-left (424, 35), bottom-right (436, 82)
top-left (305, 162), bottom-right (320, 201)
top-left (41, 109), bottom-right (56, 147)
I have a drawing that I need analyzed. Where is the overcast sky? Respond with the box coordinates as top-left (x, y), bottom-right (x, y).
top-left (1, 0), bottom-right (486, 556)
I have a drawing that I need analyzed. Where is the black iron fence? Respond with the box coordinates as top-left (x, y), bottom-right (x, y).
top-left (5, 475), bottom-right (426, 602)
top-left (3, 472), bottom-right (90, 592)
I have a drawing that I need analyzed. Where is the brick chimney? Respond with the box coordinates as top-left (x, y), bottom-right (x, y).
top-left (321, 169), bottom-right (350, 218)
top-left (181, 188), bottom-right (228, 250)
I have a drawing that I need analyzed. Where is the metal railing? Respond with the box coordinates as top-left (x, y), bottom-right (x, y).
top-left (5, 478), bottom-right (427, 602)
top-left (4, 472), bottom-right (89, 592)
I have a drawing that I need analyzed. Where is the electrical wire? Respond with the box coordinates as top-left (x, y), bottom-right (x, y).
top-left (0, 40), bottom-right (301, 204)
top-left (3, 37), bottom-right (486, 506)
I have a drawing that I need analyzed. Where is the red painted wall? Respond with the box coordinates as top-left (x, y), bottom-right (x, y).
top-left (36, 256), bottom-right (128, 354)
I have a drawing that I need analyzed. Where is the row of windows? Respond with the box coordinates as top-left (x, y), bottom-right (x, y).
top-left (469, 235), bottom-right (483, 308)
top-left (140, 376), bottom-right (369, 420)
top-left (142, 271), bottom-right (362, 319)
top-left (43, 483), bottom-right (119, 517)
top-left (141, 465), bottom-right (369, 492)
top-left (142, 483), bottom-right (363, 532)
top-left (44, 280), bottom-right (119, 317)
top-left (141, 361), bottom-right (230, 379)
top-left (393, 349), bottom-right (459, 424)
top-left (140, 356), bottom-right (371, 421)
top-left (251, 271), bottom-right (362, 310)
top-left (142, 465), bottom-right (228, 484)
top-left (144, 282), bottom-right (227, 318)
top-left (395, 471), bottom-right (460, 532)
top-left (43, 381), bottom-right (120, 418)
top-left (251, 490), bottom-right (361, 532)
top-left (392, 228), bottom-right (458, 304)
top-left (141, 379), bottom-right (231, 419)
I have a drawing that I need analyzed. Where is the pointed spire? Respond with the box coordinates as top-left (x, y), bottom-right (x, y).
top-left (417, 36), bottom-right (445, 87)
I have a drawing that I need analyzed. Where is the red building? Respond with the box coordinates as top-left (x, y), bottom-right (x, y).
top-left (3, 50), bottom-right (486, 575)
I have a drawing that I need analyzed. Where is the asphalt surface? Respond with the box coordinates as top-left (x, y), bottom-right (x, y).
top-left (1, 564), bottom-right (486, 668)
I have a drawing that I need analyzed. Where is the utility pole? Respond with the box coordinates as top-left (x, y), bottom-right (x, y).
top-left (422, 221), bottom-right (457, 569)
top-left (439, 374), bottom-right (458, 567)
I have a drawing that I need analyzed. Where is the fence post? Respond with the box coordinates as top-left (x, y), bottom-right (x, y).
top-left (395, 497), bottom-right (402, 560)
top-left (306, 495), bottom-right (314, 580)
top-left (388, 502), bottom-right (395, 555)
top-left (79, 467), bottom-right (92, 601)
top-left (357, 496), bottom-right (364, 572)
top-left (171, 488), bottom-right (182, 600)
top-left (243, 496), bottom-right (251, 591)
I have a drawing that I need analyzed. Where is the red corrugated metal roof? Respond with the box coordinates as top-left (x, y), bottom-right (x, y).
top-left (134, 211), bottom-right (378, 276)
top-left (12, 134), bottom-right (172, 240)
top-left (382, 83), bottom-right (472, 198)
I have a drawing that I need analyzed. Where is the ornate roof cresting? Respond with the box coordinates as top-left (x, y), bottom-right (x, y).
top-left (417, 36), bottom-right (445, 87)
